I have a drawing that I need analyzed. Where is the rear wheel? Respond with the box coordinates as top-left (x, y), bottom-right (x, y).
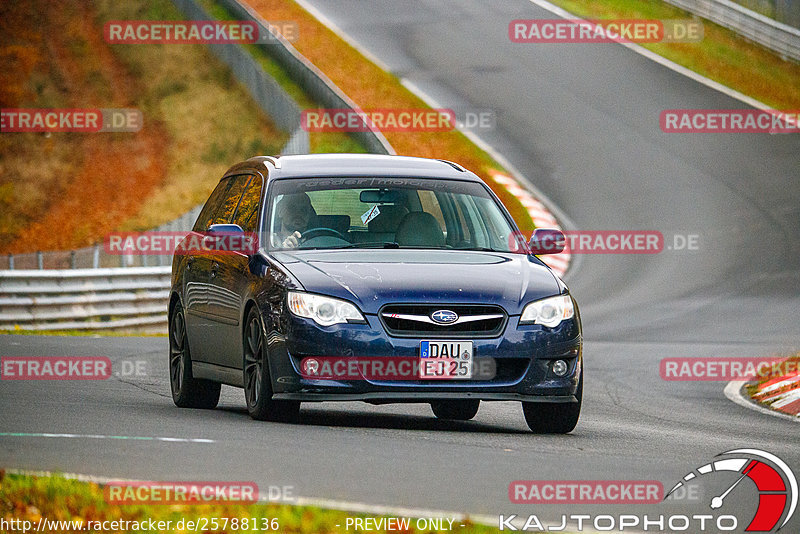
top-left (430, 399), bottom-right (480, 420)
top-left (169, 302), bottom-right (220, 409)
top-left (522, 373), bottom-right (582, 433)
top-left (243, 307), bottom-right (300, 421)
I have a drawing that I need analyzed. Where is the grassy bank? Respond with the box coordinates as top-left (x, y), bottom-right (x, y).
top-left (0, 0), bottom-right (369, 253)
top-left (0, 0), bottom-right (288, 253)
top-left (0, 472), bottom-right (498, 534)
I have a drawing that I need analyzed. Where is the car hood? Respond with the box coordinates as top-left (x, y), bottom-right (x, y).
top-left (271, 250), bottom-right (561, 315)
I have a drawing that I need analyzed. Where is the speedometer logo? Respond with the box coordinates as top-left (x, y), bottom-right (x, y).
top-left (666, 449), bottom-right (797, 531)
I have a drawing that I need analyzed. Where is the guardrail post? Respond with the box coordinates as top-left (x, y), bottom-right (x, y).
top-left (7, 253), bottom-right (13, 270)
top-left (70, 250), bottom-right (77, 269)
top-left (37, 251), bottom-right (43, 270)
top-left (93, 243), bottom-right (100, 268)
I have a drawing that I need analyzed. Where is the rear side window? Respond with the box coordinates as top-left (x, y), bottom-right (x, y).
top-left (215, 174), bottom-right (250, 225)
top-left (193, 177), bottom-right (233, 232)
top-left (232, 174), bottom-right (263, 233)
top-left (192, 175), bottom-right (250, 231)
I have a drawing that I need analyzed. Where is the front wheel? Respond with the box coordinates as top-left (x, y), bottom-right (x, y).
top-left (243, 307), bottom-right (300, 421)
top-left (430, 400), bottom-right (480, 420)
top-left (169, 302), bottom-right (220, 409)
top-left (522, 373), bottom-right (582, 434)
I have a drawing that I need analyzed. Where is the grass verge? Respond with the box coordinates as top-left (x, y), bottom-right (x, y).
top-left (0, 472), bottom-right (498, 534)
top-left (543, 0), bottom-right (800, 110)
top-left (0, 329), bottom-right (166, 337)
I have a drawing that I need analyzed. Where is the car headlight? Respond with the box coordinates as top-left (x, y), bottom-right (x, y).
top-left (287, 291), bottom-right (365, 326)
top-left (519, 294), bottom-right (574, 327)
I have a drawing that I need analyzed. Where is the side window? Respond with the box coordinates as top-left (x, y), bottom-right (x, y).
top-left (214, 174), bottom-right (250, 225)
top-left (193, 177), bottom-right (233, 232)
top-left (232, 174), bottom-right (263, 233)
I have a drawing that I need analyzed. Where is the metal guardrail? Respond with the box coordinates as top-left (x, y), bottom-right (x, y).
top-left (663, 0), bottom-right (800, 61)
top-left (3, 206), bottom-right (202, 271)
top-left (730, 0), bottom-right (800, 29)
top-left (0, 267), bottom-right (171, 331)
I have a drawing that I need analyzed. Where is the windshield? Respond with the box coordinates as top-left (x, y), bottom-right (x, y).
top-left (266, 177), bottom-right (520, 252)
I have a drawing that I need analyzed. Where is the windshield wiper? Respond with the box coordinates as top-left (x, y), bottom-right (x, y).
top-left (324, 242), bottom-right (401, 249)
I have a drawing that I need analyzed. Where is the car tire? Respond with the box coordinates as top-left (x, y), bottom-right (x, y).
top-left (243, 307), bottom-right (300, 422)
top-left (522, 372), bottom-right (582, 434)
top-left (169, 302), bottom-right (221, 409)
top-left (430, 399), bottom-right (480, 420)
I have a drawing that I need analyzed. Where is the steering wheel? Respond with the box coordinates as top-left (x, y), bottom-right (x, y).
top-left (298, 227), bottom-right (346, 243)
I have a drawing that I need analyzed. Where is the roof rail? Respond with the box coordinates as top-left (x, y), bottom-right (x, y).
top-left (437, 159), bottom-right (466, 172)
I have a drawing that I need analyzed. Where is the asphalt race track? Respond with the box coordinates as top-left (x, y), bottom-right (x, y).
top-left (1, 0), bottom-right (799, 530)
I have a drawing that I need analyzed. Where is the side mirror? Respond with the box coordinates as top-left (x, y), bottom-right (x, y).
top-left (202, 224), bottom-right (258, 255)
top-left (208, 223), bottom-right (244, 234)
top-left (528, 229), bottom-right (566, 255)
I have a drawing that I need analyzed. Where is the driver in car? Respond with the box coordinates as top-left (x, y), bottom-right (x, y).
top-left (274, 192), bottom-right (315, 248)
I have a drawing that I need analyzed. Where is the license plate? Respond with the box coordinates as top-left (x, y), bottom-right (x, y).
top-left (419, 340), bottom-right (473, 379)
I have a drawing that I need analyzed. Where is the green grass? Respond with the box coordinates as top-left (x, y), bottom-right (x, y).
top-left (543, 0), bottom-right (800, 110)
top-left (0, 329), bottom-right (166, 337)
top-left (0, 472), bottom-right (500, 534)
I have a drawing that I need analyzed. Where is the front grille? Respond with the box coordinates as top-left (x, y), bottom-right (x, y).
top-left (379, 304), bottom-right (506, 337)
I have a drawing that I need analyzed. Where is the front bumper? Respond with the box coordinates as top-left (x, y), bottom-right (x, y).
top-left (266, 311), bottom-right (582, 402)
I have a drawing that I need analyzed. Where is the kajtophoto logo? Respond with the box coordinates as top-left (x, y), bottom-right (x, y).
top-left (499, 449), bottom-right (796, 531)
